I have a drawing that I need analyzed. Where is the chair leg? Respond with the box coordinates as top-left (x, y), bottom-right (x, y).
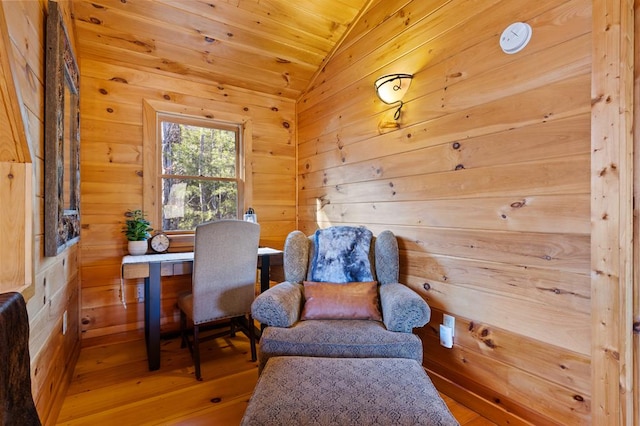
top-left (180, 309), bottom-right (187, 349)
top-left (193, 324), bottom-right (202, 381)
top-left (248, 315), bottom-right (257, 362)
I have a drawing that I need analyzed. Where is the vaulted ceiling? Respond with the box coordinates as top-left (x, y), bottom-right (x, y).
top-left (71, 0), bottom-right (371, 100)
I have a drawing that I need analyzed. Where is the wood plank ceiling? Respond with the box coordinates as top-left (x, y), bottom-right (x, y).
top-left (71, 0), bottom-right (371, 99)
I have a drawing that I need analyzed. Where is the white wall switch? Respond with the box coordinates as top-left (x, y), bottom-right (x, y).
top-left (443, 314), bottom-right (455, 337)
top-left (440, 324), bottom-right (453, 348)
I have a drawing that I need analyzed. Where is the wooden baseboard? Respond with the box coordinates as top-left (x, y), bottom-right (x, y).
top-left (44, 336), bottom-right (81, 425)
top-left (426, 368), bottom-right (534, 426)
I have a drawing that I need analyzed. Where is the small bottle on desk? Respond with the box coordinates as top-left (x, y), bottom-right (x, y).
top-left (244, 207), bottom-right (257, 223)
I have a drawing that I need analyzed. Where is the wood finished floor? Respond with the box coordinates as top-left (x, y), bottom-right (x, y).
top-left (56, 332), bottom-right (496, 425)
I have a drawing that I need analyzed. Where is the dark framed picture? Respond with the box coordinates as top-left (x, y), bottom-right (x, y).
top-left (44, 0), bottom-right (80, 256)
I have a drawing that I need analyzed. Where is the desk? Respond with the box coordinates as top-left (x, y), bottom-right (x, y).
top-left (121, 247), bottom-right (283, 371)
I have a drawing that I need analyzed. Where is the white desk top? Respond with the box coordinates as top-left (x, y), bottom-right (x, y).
top-left (121, 247), bottom-right (282, 265)
top-left (119, 247), bottom-right (282, 308)
top-left (122, 251), bottom-right (194, 265)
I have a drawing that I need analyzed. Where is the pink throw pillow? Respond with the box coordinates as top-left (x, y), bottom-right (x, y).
top-left (300, 281), bottom-right (382, 321)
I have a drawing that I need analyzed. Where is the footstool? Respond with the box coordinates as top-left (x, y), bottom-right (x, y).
top-left (241, 356), bottom-right (458, 425)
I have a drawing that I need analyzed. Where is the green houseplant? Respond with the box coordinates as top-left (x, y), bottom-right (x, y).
top-left (123, 209), bottom-right (152, 255)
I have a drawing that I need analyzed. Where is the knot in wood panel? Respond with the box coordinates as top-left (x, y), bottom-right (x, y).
top-left (109, 77), bottom-right (128, 84)
top-left (603, 347), bottom-right (620, 361)
top-left (469, 323), bottom-right (498, 349)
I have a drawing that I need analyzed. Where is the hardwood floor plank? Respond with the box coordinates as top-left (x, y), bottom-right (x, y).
top-left (57, 333), bottom-right (494, 425)
top-left (149, 396), bottom-right (250, 426)
top-left (442, 395), bottom-right (487, 425)
top-left (62, 370), bottom-right (256, 425)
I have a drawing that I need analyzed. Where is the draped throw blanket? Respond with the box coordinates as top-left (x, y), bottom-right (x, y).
top-left (0, 292), bottom-right (41, 426)
top-left (310, 226), bottom-right (374, 283)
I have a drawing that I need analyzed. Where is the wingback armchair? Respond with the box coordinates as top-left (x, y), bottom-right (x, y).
top-left (252, 226), bottom-right (431, 371)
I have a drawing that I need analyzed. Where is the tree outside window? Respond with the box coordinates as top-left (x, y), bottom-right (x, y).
top-left (160, 119), bottom-right (240, 231)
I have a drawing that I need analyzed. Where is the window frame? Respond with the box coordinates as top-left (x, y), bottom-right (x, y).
top-left (142, 100), bottom-right (253, 236)
top-left (158, 114), bottom-right (242, 231)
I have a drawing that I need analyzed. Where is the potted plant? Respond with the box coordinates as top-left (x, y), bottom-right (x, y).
top-left (122, 209), bottom-right (152, 255)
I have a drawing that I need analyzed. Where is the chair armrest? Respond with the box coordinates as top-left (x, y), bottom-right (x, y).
top-left (379, 283), bottom-right (431, 333)
top-left (251, 282), bottom-right (303, 327)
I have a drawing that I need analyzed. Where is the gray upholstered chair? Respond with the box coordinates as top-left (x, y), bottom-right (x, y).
top-left (252, 226), bottom-right (430, 371)
top-left (177, 219), bottom-right (260, 380)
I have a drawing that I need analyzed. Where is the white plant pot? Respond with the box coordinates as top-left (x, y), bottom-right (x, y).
top-left (128, 240), bottom-right (148, 256)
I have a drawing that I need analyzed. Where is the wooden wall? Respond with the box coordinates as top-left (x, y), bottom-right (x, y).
top-left (76, 31), bottom-right (297, 340)
top-left (2, 0), bottom-right (298, 419)
top-left (1, 1), bottom-right (82, 424)
top-left (297, 0), bottom-right (592, 424)
top-left (1, 0), bottom-right (631, 423)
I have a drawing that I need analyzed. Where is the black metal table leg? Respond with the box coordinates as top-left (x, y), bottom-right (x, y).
top-left (145, 262), bottom-right (161, 371)
top-left (260, 255), bottom-right (271, 293)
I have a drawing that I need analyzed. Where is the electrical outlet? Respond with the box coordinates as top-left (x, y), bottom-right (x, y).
top-left (443, 314), bottom-right (455, 337)
top-left (439, 324), bottom-right (453, 348)
top-left (62, 310), bottom-right (68, 335)
top-left (137, 284), bottom-right (145, 302)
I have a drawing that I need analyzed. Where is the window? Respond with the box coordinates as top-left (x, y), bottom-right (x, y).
top-left (159, 116), bottom-right (241, 231)
top-left (143, 100), bottom-right (252, 234)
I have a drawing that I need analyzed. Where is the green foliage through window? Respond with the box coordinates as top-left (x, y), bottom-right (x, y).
top-left (160, 120), bottom-right (239, 230)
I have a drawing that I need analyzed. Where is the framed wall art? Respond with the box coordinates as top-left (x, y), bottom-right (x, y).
top-left (44, 0), bottom-right (80, 257)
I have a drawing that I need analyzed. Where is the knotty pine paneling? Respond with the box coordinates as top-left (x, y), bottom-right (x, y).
top-left (426, 309), bottom-right (591, 394)
top-left (78, 58), bottom-right (296, 341)
top-left (405, 252), bottom-right (590, 315)
top-left (297, 0), bottom-right (591, 423)
top-left (1, 1), bottom-right (82, 424)
top-left (373, 223), bottom-right (589, 274)
top-left (422, 333), bottom-right (590, 425)
top-left (70, 0), bottom-right (369, 100)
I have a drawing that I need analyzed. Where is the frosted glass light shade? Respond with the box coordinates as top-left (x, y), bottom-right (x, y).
top-left (374, 74), bottom-right (413, 104)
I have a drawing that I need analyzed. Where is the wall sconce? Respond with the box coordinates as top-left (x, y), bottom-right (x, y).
top-left (374, 73), bottom-right (413, 120)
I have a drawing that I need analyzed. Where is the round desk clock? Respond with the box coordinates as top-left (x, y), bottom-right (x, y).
top-left (149, 232), bottom-right (170, 253)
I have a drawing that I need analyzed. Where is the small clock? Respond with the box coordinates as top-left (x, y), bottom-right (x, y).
top-left (149, 232), bottom-right (170, 253)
